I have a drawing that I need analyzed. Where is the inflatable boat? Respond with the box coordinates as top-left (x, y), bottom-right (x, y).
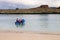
top-left (15, 19), bottom-right (25, 27)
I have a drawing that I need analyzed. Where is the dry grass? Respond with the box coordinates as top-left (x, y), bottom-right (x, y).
top-left (0, 7), bottom-right (60, 13)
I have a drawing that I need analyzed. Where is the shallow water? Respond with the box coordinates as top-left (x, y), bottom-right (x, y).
top-left (0, 14), bottom-right (60, 33)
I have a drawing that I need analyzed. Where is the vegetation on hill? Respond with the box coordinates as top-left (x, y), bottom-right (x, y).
top-left (0, 5), bottom-right (60, 13)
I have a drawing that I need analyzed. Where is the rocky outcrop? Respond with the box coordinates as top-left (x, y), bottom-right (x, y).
top-left (0, 5), bottom-right (60, 13)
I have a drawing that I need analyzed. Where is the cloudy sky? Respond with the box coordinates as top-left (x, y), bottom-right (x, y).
top-left (0, 0), bottom-right (60, 9)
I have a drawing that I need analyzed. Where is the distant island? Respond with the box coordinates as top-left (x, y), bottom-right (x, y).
top-left (0, 5), bottom-right (60, 13)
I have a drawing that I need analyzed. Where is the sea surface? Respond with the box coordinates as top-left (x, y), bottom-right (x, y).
top-left (0, 14), bottom-right (60, 33)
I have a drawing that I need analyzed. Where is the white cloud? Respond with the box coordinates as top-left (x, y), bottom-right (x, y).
top-left (0, 0), bottom-right (39, 5)
top-left (0, 0), bottom-right (60, 8)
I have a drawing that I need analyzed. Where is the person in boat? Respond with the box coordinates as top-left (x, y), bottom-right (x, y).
top-left (15, 18), bottom-right (20, 25)
top-left (18, 18), bottom-right (25, 24)
top-left (16, 18), bottom-right (19, 22)
top-left (19, 19), bottom-right (22, 24)
top-left (21, 19), bottom-right (25, 24)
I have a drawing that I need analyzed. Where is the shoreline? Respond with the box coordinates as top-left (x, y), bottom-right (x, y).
top-left (0, 12), bottom-right (60, 14)
top-left (0, 30), bottom-right (60, 35)
top-left (0, 31), bottom-right (60, 40)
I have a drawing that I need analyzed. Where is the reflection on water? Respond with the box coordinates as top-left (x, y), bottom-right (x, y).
top-left (0, 14), bottom-right (60, 33)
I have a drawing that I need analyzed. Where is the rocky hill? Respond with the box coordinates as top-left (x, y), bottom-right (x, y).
top-left (0, 5), bottom-right (60, 13)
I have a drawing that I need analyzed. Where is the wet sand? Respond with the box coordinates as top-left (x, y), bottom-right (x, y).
top-left (0, 31), bottom-right (60, 40)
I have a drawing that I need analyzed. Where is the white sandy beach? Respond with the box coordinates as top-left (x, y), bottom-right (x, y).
top-left (0, 31), bottom-right (60, 40)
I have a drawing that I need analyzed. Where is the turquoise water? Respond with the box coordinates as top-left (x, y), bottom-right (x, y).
top-left (0, 14), bottom-right (60, 33)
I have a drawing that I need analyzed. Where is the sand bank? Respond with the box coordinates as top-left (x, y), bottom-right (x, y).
top-left (0, 31), bottom-right (60, 40)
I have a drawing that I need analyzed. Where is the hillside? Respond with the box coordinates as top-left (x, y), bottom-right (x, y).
top-left (0, 5), bottom-right (60, 13)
